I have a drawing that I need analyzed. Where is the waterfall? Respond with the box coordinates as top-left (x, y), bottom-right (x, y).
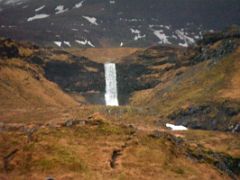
top-left (104, 63), bottom-right (119, 106)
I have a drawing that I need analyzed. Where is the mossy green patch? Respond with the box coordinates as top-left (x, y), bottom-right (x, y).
top-left (33, 145), bottom-right (87, 172)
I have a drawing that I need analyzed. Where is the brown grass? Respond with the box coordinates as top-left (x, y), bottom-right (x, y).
top-left (131, 48), bottom-right (240, 115)
top-left (0, 123), bottom-right (234, 180)
top-left (0, 59), bottom-right (78, 110)
top-left (68, 48), bottom-right (143, 63)
top-left (219, 47), bottom-right (240, 99)
top-left (47, 54), bottom-right (73, 63)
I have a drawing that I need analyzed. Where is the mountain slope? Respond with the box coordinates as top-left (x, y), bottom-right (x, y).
top-left (0, 30), bottom-right (240, 179)
top-left (0, 0), bottom-right (239, 47)
top-left (128, 28), bottom-right (240, 131)
top-left (0, 58), bottom-right (77, 109)
top-left (0, 38), bottom-right (83, 116)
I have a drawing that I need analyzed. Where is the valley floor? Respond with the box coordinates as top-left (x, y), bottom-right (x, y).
top-left (1, 27), bottom-right (240, 179)
top-left (0, 105), bottom-right (239, 180)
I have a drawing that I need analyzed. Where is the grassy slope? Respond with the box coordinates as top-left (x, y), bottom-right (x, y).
top-left (130, 47), bottom-right (240, 116)
top-left (0, 120), bottom-right (236, 180)
top-left (0, 58), bottom-right (78, 123)
top-left (68, 48), bottom-right (142, 63)
top-left (0, 38), bottom-right (239, 179)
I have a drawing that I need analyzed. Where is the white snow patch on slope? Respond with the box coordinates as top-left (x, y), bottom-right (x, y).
top-left (75, 39), bottom-right (95, 47)
top-left (54, 41), bottom-right (62, 47)
top-left (149, 24), bottom-right (171, 30)
top-left (27, 14), bottom-right (49, 22)
top-left (0, 0), bottom-right (28, 5)
top-left (178, 42), bottom-right (188, 47)
top-left (130, 28), bottom-right (146, 41)
top-left (166, 123), bottom-right (188, 131)
top-left (55, 5), bottom-right (68, 14)
top-left (87, 41), bottom-right (95, 47)
top-left (35, 5), bottom-right (45, 12)
top-left (74, 0), bottom-right (84, 8)
top-left (175, 29), bottom-right (195, 47)
top-left (76, 40), bottom-right (87, 45)
top-left (194, 35), bottom-right (200, 39)
top-left (153, 30), bottom-right (171, 44)
top-left (82, 16), bottom-right (98, 25)
top-left (64, 41), bottom-right (71, 47)
top-left (109, 0), bottom-right (115, 4)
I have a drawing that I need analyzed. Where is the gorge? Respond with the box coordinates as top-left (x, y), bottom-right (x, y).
top-left (0, 27), bottom-right (240, 179)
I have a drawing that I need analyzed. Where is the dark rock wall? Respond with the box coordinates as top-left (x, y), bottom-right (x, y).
top-left (168, 101), bottom-right (240, 132)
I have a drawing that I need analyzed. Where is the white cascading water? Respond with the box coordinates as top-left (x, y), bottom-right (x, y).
top-left (104, 63), bottom-right (119, 106)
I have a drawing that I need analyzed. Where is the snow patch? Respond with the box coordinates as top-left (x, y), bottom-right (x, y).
top-left (63, 41), bottom-right (71, 47)
top-left (55, 5), bottom-right (68, 14)
top-left (75, 39), bottom-right (95, 47)
top-left (209, 29), bottom-right (215, 33)
top-left (27, 14), bottom-right (49, 22)
top-left (175, 29), bottom-right (195, 47)
top-left (178, 42), bottom-right (188, 47)
top-left (35, 5), bottom-right (45, 12)
top-left (72, 28), bottom-right (78, 31)
top-left (82, 16), bottom-right (98, 25)
top-left (109, 0), bottom-right (115, 4)
top-left (130, 28), bottom-right (146, 41)
top-left (153, 30), bottom-right (171, 44)
top-left (54, 41), bottom-right (62, 47)
top-left (166, 123), bottom-right (188, 131)
top-left (0, 0), bottom-right (29, 5)
top-left (149, 24), bottom-right (170, 30)
top-left (194, 35), bottom-right (200, 39)
top-left (87, 41), bottom-right (95, 47)
top-left (74, 0), bottom-right (84, 8)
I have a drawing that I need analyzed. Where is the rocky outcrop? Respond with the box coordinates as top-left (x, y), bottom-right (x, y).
top-left (117, 27), bottom-right (240, 103)
top-left (44, 57), bottom-right (104, 93)
top-left (187, 146), bottom-right (240, 179)
top-left (168, 101), bottom-right (240, 132)
top-left (149, 131), bottom-right (240, 179)
top-left (0, 38), bottom-right (20, 58)
top-left (191, 26), bottom-right (240, 64)
top-left (117, 45), bottom-right (197, 104)
top-left (200, 25), bottom-right (240, 45)
top-left (0, 38), bottom-right (38, 59)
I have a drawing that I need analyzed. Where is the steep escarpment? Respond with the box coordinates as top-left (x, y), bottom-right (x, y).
top-left (128, 27), bottom-right (240, 132)
top-left (43, 52), bottom-right (105, 93)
